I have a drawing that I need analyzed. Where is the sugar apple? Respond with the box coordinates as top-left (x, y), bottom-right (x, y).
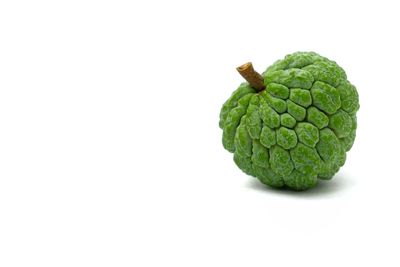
top-left (219, 52), bottom-right (359, 190)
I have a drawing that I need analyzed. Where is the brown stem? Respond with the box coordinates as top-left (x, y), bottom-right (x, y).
top-left (236, 62), bottom-right (265, 91)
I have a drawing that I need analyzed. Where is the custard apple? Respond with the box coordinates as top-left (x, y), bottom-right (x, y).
top-left (219, 52), bottom-right (359, 190)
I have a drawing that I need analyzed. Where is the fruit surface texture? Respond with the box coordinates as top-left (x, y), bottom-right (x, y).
top-left (219, 52), bottom-right (359, 190)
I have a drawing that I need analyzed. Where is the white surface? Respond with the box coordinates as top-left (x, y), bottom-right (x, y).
top-left (0, 0), bottom-right (399, 266)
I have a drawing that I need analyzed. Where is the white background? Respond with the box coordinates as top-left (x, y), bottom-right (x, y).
top-left (0, 0), bottom-right (399, 266)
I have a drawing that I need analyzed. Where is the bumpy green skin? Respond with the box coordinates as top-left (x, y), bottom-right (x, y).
top-left (219, 52), bottom-right (359, 190)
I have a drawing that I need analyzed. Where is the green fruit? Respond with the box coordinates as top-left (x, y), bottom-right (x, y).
top-left (219, 52), bottom-right (359, 190)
